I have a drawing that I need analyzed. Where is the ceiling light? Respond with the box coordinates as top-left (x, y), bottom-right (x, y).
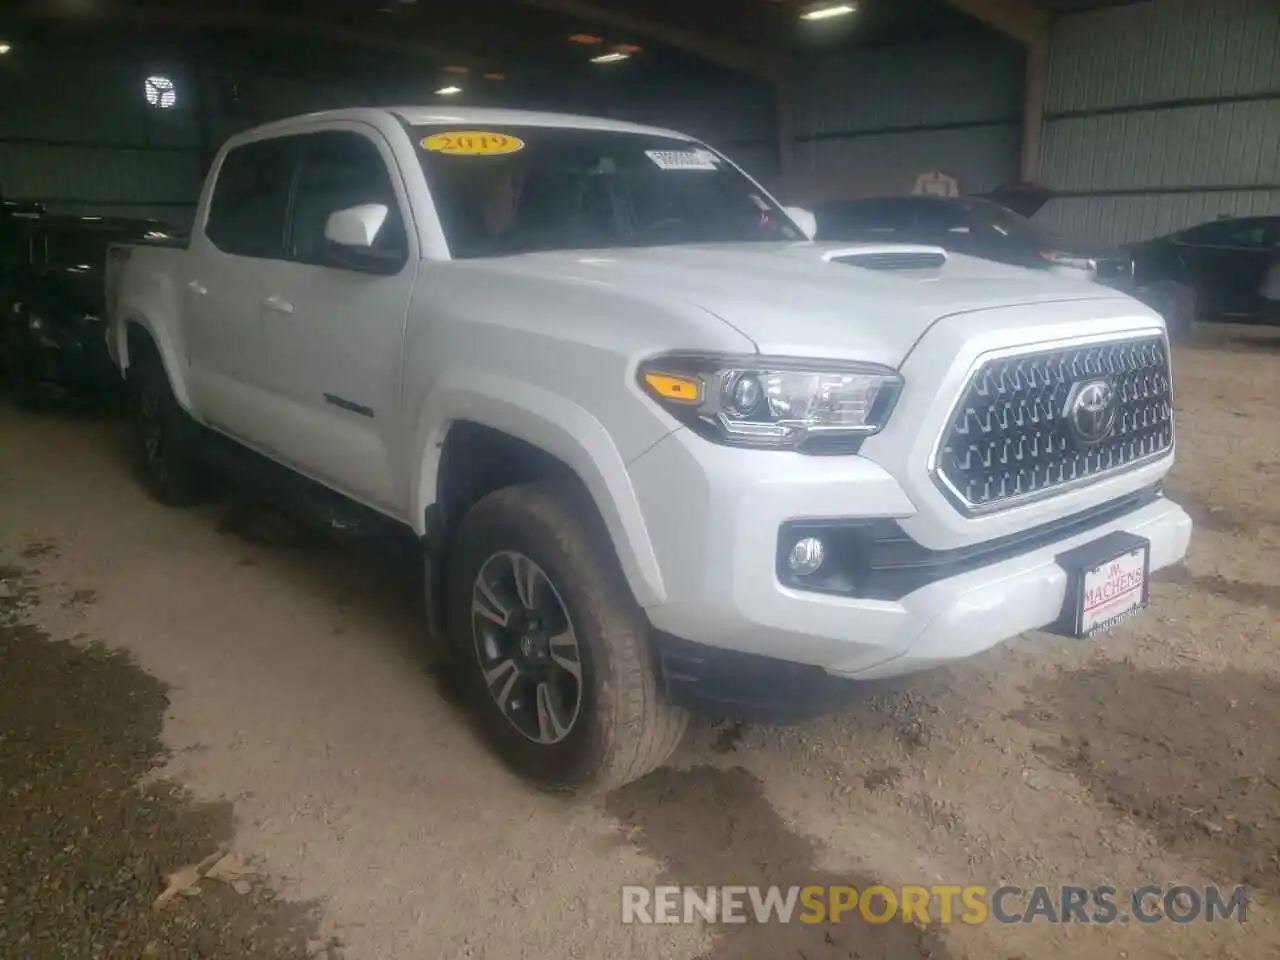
top-left (568, 33), bottom-right (603, 44)
top-left (0, 43), bottom-right (11, 54)
top-left (435, 85), bottom-right (463, 95)
top-left (800, 2), bottom-right (857, 20)
top-left (484, 72), bottom-right (506, 81)
top-left (442, 64), bottom-right (469, 75)
top-left (614, 43), bottom-right (642, 54)
top-left (590, 51), bottom-right (630, 64)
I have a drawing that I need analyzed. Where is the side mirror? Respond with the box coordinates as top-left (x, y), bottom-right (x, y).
top-left (320, 203), bottom-right (404, 274)
top-left (324, 203), bottom-right (389, 249)
top-left (786, 206), bottom-right (817, 241)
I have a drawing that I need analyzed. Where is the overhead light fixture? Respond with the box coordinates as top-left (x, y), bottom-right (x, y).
top-left (800, 2), bottom-right (857, 20)
top-left (144, 75), bottom-right (177, 108)
top-left (442, 64), bottom-right (469, 75)
top-left (614, 43), bottom-right (643, 54)
top-left (568, 33), bottom-right (603, 44)
top-left (0, 42), bottom-right (11, 55)
top-left (590, 51), bottom-right (630, 64)
top-left (484, 72), bottom-right (506, 81)
top-left (435, 85), bottom-right (463, 95)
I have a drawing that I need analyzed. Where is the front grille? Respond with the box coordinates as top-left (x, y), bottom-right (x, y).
top-left (935, 336), bottom-right (1173, 512)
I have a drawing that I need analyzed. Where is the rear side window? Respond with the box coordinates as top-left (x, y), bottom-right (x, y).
top-left (42, 227), bottom-right (108, 270)
top-left (205, 139), bottom-right (295, 258)
top-left (816, 199), bottom-right (907, 239)
top-left (913, 199), bottom-right (969, 233)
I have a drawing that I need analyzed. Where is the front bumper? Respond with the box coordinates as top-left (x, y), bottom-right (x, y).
top-left (628, 426), bottom-right (1191, 705)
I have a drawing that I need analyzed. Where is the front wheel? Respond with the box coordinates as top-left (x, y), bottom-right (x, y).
top-left (447, 483), bottom-right (687, 793)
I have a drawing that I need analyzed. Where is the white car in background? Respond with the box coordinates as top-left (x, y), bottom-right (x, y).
top-left (105, 106), bottom-right (1191, 792)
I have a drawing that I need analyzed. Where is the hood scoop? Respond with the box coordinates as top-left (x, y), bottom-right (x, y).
top-left (824, 244), bottom-right (948, 272)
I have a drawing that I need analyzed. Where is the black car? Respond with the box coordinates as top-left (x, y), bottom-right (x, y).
top-left (0, 211), bottom-right (178, 406)
top-left (1128, 215), bottom-right (1280, 333)
top-left (814, 195), bottom-right (1135, 288)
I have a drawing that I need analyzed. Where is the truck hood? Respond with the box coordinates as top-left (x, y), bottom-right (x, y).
top-left (482, 242), bottom-right (1131, 367)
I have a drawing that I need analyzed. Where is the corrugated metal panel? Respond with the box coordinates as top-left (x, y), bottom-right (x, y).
top-left (791, 124), bottom-right (1021, 203)
top-left (1035, 189), bottom-right (1280, 244)
top-left (613, 83), bottom-right (777, 146)
top-left (0, 58), bottom-right (153, 145)
top-left (721, 142), bottom-right (781, 190)
top-left (253, 74), bottom-right (371, 122)
top-left (1042, 99), bottom-right (1280, 190)
top-left (0, 144), bottom-right (202, 203)
top-left (1047, 0), bottom-right (1280, 113)
top-left (796, 34), bottom-right (1023, 135)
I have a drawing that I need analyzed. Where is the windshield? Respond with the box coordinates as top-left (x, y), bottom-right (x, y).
top-left (960, 199), bottom-right (1061, 245)
top-left (413, 125), bottom-right (801, 258)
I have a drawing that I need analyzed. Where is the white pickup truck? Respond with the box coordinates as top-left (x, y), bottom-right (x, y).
top-left (106, 106), bottom-right (1192, 792)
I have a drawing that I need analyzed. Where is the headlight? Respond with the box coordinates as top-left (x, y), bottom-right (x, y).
top-left (639, 354), bottom-right (902, 451)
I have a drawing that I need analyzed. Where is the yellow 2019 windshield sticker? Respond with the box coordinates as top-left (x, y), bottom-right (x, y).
top-left (421, 131), bottom-right (525, 156)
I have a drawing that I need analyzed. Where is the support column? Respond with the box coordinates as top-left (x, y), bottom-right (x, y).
top-left (1021, 28), bottom-right (1049, 183)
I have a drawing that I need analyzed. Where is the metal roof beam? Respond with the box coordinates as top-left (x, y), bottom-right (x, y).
top-left (517, 0), bottom-right (784, 81)
top-left (945, 0), bottom-right (1048, 44)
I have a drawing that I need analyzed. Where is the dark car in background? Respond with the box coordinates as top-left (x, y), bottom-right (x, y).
top-left (814, 195), bottom-right (1135, 288)
top-left (1128, 215), bottom-right (1280, 334)
top-left (1, 210), bottom-right (178, 406)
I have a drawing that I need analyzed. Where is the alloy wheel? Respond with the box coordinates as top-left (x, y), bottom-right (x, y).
top-left (471, 550), bottom-right (583, 745)
top-left (138, 386), bottom-right (168, 485)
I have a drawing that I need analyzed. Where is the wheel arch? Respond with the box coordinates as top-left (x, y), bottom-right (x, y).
top-left (412, 378), bottom-right (666, 609)
top-left (118, 315), bottom-right (192, 410)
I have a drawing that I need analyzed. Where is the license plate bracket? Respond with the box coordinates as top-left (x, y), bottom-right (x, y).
top-left (1052, 531), bottom-right (1151, 638)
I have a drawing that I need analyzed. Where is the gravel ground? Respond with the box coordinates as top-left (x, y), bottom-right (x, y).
top-left (0, 324), bottom-right (1277, 959)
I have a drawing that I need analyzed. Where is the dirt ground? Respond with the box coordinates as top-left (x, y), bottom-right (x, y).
top-left (1, 325), bottom-right (1277, 960)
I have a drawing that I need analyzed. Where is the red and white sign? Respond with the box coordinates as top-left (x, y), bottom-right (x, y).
top-left (1080, 548), bottom-right (1147, 635)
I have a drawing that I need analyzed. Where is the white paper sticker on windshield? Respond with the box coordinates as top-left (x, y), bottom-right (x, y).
top-left (645, 149), bottom-right (719, 171)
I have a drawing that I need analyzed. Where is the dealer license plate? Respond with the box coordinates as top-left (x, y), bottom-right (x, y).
top-left (1054, 532), bottom-right (1151, 639)
top-left (1077, 546), bottom-right (1149, 636)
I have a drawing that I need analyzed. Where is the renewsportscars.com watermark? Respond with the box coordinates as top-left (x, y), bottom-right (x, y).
top-left (622, 885), bottom-right (1248, 926)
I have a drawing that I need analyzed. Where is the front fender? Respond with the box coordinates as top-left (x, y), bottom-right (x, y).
top-left (411, 370), bottom-right (668, 608)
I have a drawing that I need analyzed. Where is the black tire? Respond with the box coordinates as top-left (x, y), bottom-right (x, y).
top-left (446, 483), bottom-right (687, 793)
top-left (130, 351), bottom-right (200, 506)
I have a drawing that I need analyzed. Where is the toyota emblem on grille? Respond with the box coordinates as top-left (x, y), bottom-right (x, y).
top-left (1064, 379), bottom-right (1117, 444)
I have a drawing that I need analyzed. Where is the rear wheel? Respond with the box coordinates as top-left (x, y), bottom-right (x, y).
top-left (131, 352), bottom-right (200, 506)
top-left (447, 483), bottom-right (687, 793)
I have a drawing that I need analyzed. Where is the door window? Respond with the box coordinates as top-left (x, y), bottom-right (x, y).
top-left (288, 131), bottom-right (408, 269)
top-left (912, 199), bottom-right (970, 235)
top-left (1177, 218), bottom-right (1270, 248)
top-left (205, 138), bottom-right (295, 259)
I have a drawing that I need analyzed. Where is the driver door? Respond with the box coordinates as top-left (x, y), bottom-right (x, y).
top-left (251, 126), bottom-right (418, 516)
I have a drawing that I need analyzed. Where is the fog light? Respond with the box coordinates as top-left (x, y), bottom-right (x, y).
top-left (788, 536), bottom-right (825, 575)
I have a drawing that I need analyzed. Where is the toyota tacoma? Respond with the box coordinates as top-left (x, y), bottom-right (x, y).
top-left (104, 107), bottom-right (1192, 792)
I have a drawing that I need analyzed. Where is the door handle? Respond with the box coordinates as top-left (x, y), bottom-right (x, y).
top-left (262, 295), bottom-right (294, 315)
top-left (187, 280), bottom-right (208, 296)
